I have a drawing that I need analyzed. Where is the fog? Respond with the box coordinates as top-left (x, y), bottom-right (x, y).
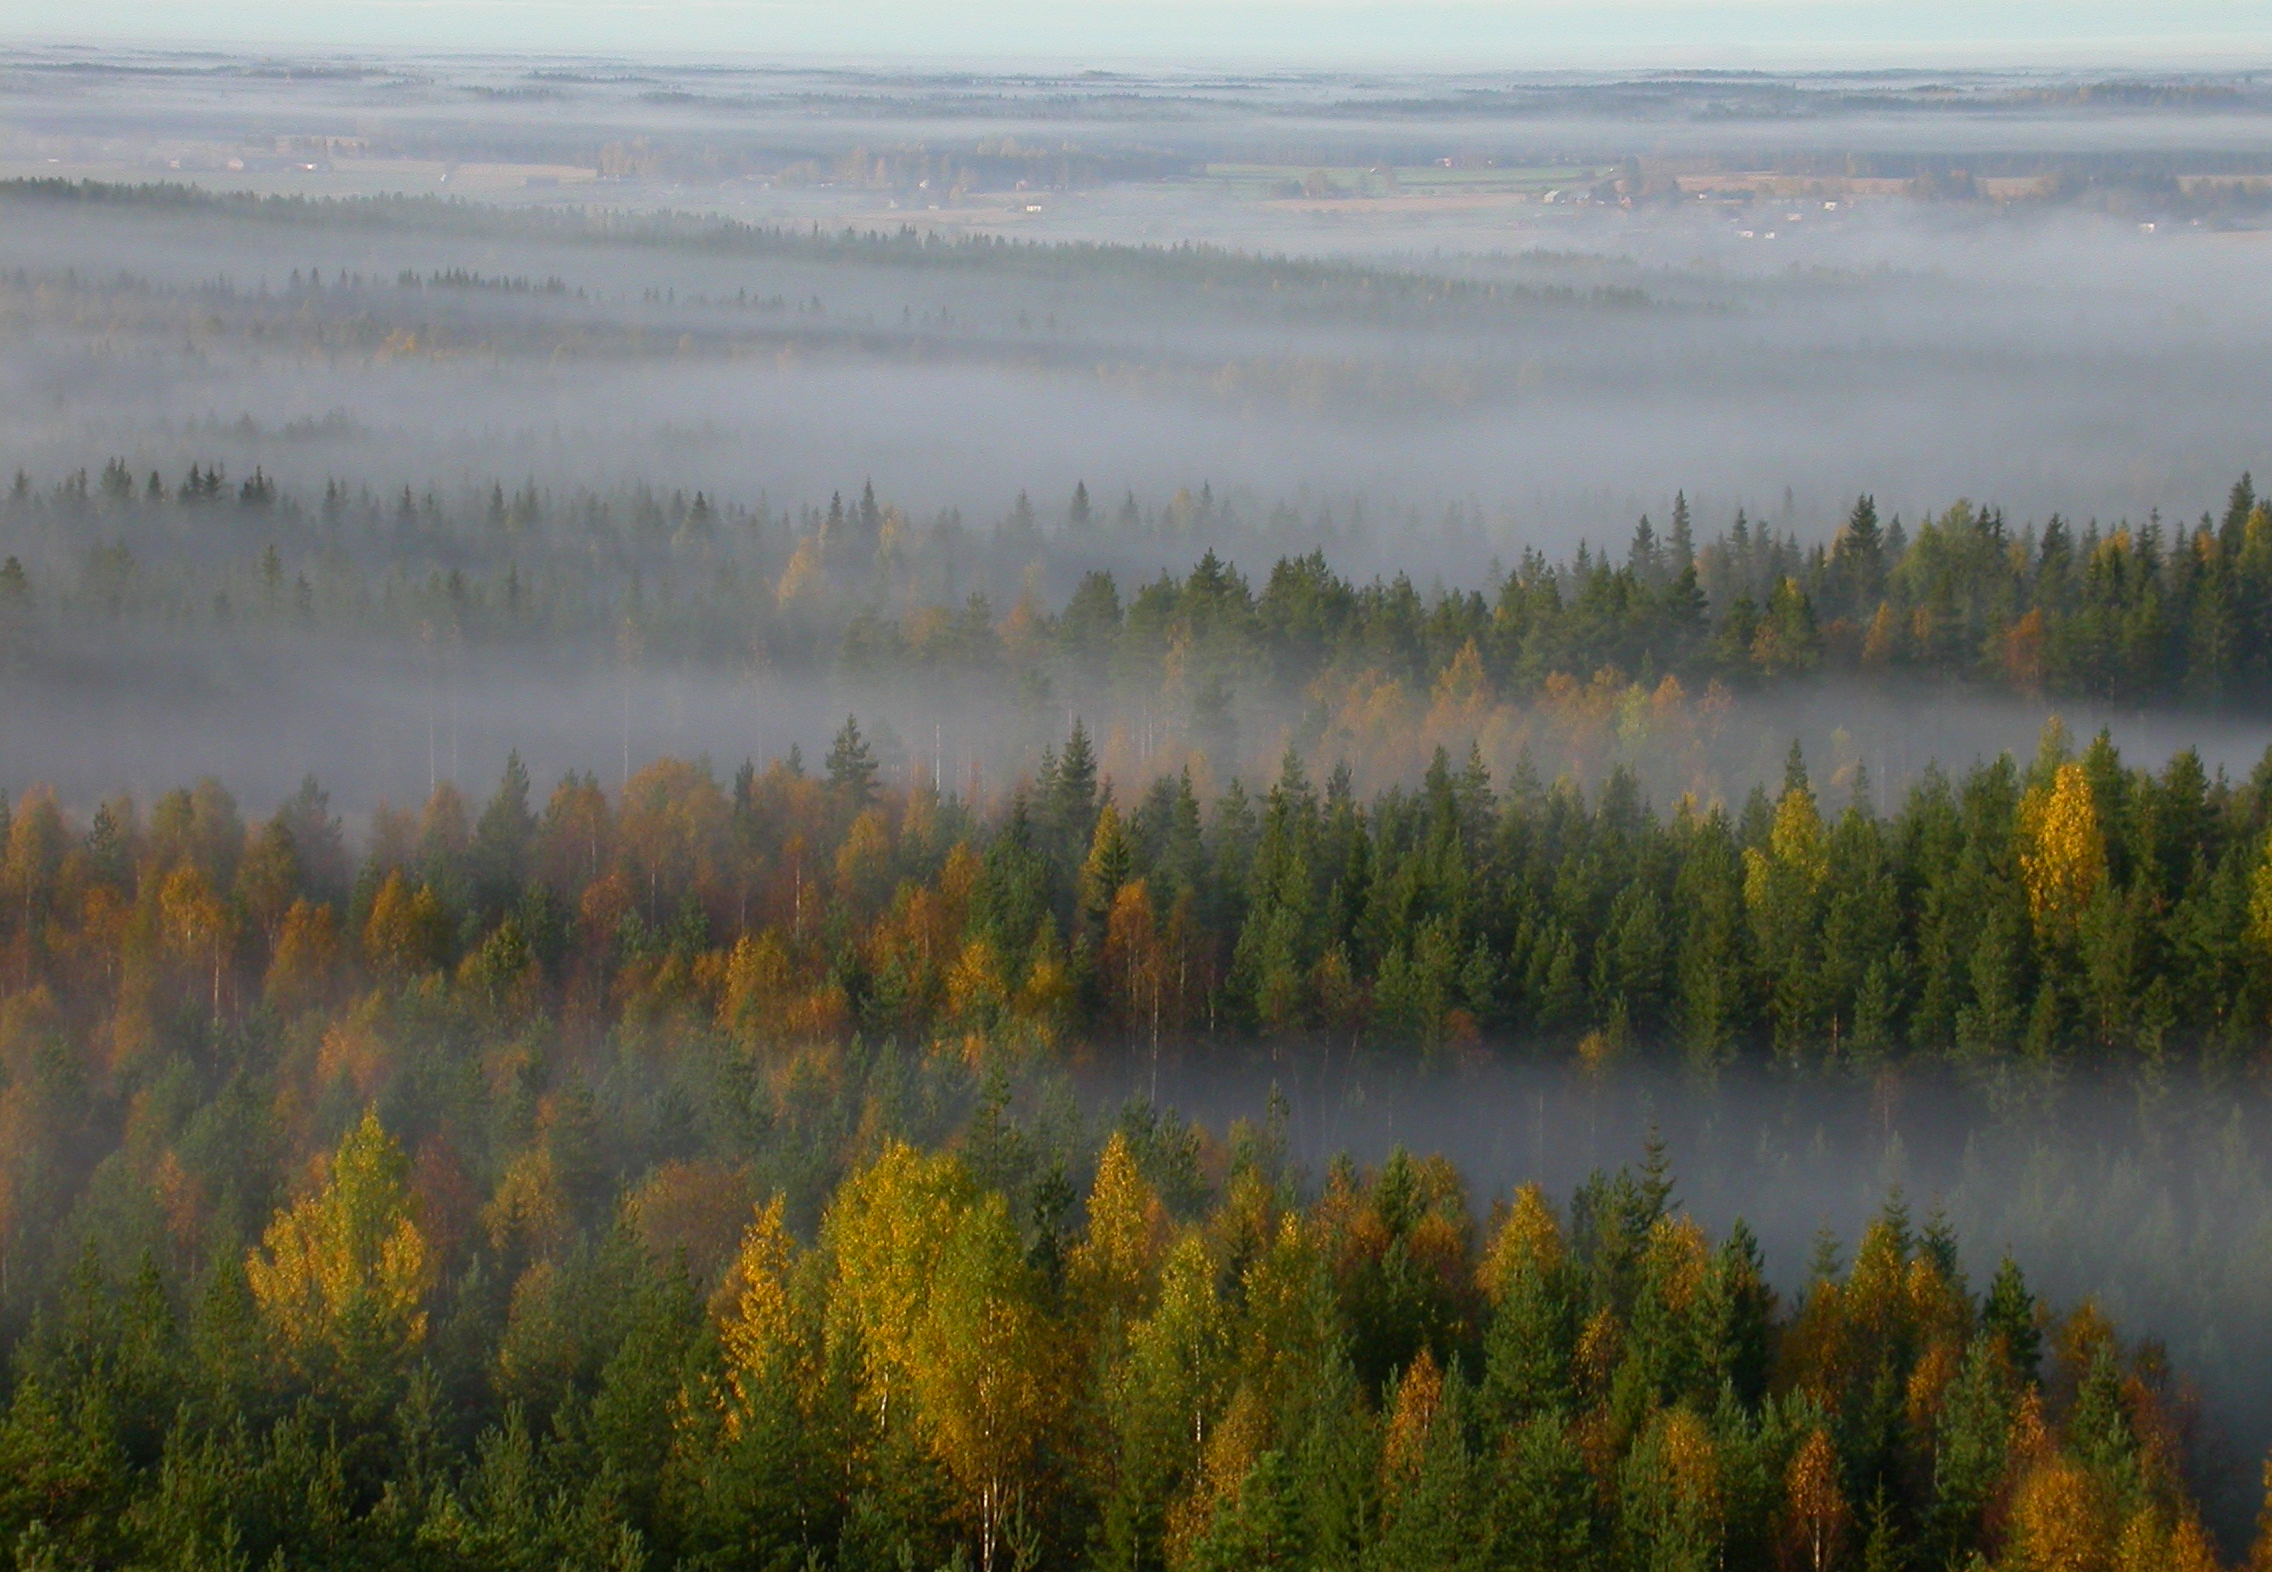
top-left (3, 191), bottom-right (2266, 536)
top-left (4, 51), bottom-right (2272, 548)
top-left (1, 50), bottom-right (2270, 797)
top-left (7, 41), bottom-right (2272, 1547)
top-left (12, 624), bottom-right (2272, 831)
top-left (1083, 1054), bottom-right (2272, 1524)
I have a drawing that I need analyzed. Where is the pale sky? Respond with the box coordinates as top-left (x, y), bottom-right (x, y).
top-left (4, 0), bottom-right (2269, 67)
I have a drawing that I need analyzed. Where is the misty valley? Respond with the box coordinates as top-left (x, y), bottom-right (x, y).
top-left (5, 45), bottom-right (2272, 1572)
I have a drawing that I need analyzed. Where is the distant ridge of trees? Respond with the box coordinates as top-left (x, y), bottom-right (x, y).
top-left (0, 177), bottom-right (1652, 307)
top-left (6, 455), bottom-right (2270, 710)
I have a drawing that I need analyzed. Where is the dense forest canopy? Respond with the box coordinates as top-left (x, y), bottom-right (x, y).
top-left (3, 713), bottom-right (2272, 1562)
top-left (3, 713), bottom-right (2271, 1096)
top-left (0, 1090), bottom-right (2250, 1572)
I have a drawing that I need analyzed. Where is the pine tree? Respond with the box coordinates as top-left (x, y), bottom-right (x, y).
top-left (1674, 810), bottom-right (1750, 1067)
top-left (1081, 804), bottom-right (1135, 938)
top-left (1618, 1407), bottom-right (1724, 1572)
top-left (1981, 1257), bottom-right (2042, 1381)
top-left (826, 715), bottom-right (880, 807)
top-left (472, 751), bottom-right (536, 914)
top-left (1478, 1186), bottom-right (1576, 1425)
top-left (1048, 719), bottom-right (1101, 866)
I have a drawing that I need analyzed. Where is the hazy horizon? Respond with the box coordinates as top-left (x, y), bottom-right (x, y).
top-left (5, 3), bottom-right (2270, 67)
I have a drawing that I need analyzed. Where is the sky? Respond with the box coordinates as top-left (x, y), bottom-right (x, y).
top-left (4, 0), bottom-right (2269, 67)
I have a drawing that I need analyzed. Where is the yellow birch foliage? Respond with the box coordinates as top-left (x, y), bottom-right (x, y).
top-left (1743, 782), bottom-right (1830, 914)
top-left (1477, 1182), bottom-right (1565, 1304)
top-left (1102, 880), bottom-right (1164, 1037)
top-left (1662, 1407), bottom-right (1718, 1508)
top-left (911, 1192), bottom-right (1059, 1571)
top-left (1229, 1211), bottom-right (1323, 1422)
top-left (834, 807), bottom-right (893, 909)
top-left (481, 1146), bottom-right (569, 1256)
top-left (363, 871), bottom-right (446, 974)
top-left (947, 937), bottom-right (1009, 1025)
top-left (715, 1195), bottom-right (804, 1435)
top-left (2168, 1517), bottom-right (2223, 1572)
top-left (1575, 1303), bottom-right (1622, 1406)
top-left (1170, 1384), bottom-right (1270, 1565)
top-left (1078, 803), bottom-right (1131, 923)
top-left (1126, 1229), bottom-right (1233, 1462)
top-left (2112, 1508), bottom-right (2220, 1572)
top-left (159, 863), bottom-right (225, 966)
top-left (1625, 1405), bottom-right (1722, 1550)
top-left (2251, 1454), bottom-right (2272, 1572)
top-left (245, 1108), bottom-right (433, 1362)
top-left (1904, 1338), bottom-right (1964, 1439)
top-left (775, 537), bottom-right (824, 605)
top-left (1642, 1214), bottom-right (1712, 1316)
top-left (2247, 831), bottom-right (2272, 959)
top-left (2022, 762), bottom-right (2106, 938)
top-left (721, 1195), bottom-right (797, 1375)
top-left (719, 931), bottom-right (794, 1029)
top-left (824, 1140), bottom-right (975, 1434)
top-left (1070, 1132), bottom-right (1168, 1329)
top-left (1380, 1347), bottom-right (1445, 1500)
top-left (1783, 1427), bottom-right (1849, 1572)
top-left (1014, 932), bottom-right (1074, 1041)
top-left (265, 898), bottom-right (341, 1012)
top-left (1427, 639), bottom-right (1493, 732)
top-left (2003, 1451), bottom-right (2113, 1572)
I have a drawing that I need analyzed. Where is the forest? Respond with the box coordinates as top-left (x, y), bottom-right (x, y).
top-left (0, 1099), bottom-right (2250, 1572)
top-left (13, 39), bottom-right (2272, 1570)
top-left (3, 693), bottom-right (2272, 1565)
top-left (6, 460), bottom-right (2271, 714)
top-left (10, 108), bottom-right (2272, 1572)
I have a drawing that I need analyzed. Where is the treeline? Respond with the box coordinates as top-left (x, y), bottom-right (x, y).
top-left (938, 480), bottom-right (2272, 710)
top-left (1, 1093), bottom-right (2253, 1572)
top-left (1, 719), bottom-right (2269, 1098)
top-left (5, 460), bottom-right (2269, 712)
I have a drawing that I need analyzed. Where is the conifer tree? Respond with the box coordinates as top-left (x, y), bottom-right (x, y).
top-left (826, 714), bottom-right (880, 807)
